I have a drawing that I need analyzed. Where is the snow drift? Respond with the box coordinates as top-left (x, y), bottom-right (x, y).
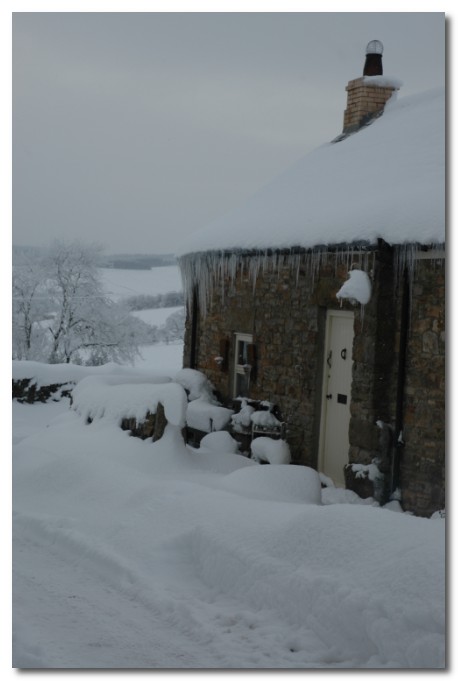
top-left (13, 394), bottom-right (445, 669)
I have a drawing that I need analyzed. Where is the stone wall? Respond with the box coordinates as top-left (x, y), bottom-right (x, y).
top-left (400, 257), bottom-right (445, 516)
top-left (184, 252), bottom-right (372, 469)
top-left (183, 246), bottom-right (445, 516)
top-left (12, 378), bottom-right (74, 403)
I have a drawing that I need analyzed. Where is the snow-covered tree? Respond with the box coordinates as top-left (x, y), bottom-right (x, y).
top-left (159, 308), bottom-right (185, 344)
top-left (13, 240), bottom-right (144, 365)
top-left (12, 253), bottom-right (49, 360)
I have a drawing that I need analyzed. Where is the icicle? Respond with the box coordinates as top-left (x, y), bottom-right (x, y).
top-left (178, 241), bottom-right (443, 319)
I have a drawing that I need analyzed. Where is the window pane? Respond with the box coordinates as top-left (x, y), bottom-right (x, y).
top-left (238, 341), bottom-right (248, 365)
top-left (236, 371), bottom-right (249, 397)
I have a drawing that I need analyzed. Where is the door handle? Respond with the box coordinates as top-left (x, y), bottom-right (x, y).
top-left (326, 394), bottom-right (332, 400)
top-left (341, 348), bottom-right (347, 360)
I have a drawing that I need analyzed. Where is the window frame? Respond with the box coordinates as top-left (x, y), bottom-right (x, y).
top-left (233, 332), bottom-right (253, 398)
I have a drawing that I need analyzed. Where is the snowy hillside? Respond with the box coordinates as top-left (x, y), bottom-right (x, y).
top-left (98, 265), bottom-right (182, 302)
top-left (12, 365), bottom-right (445, 669)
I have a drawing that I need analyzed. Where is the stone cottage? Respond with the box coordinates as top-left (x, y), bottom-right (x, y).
top-left (177, 42), bottom-right (445, 517)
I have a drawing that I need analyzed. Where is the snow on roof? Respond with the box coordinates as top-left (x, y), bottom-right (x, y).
top-left (178, 88), bottom-right (444, 257)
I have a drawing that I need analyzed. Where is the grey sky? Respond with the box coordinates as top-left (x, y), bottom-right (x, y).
top-left (13, 12), bottom-right (445, 255)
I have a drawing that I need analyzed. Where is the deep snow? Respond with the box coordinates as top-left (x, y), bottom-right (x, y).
top-left (12, 376), bottom-right (445, 669)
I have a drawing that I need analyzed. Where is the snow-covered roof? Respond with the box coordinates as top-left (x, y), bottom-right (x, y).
top-left (178, 87), bottom-right (444, 257)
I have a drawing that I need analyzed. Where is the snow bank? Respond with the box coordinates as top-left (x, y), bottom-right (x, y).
top-left (186, 397), bottom-right (234, 433)
top-left (251, 437), bottom-right (291, 465)
top-left (221, 464), bottom-right (322, 504)
top-left (72, 375), bottom-right (188, 428)
top-left (336, 269), bottom-right (372, 305)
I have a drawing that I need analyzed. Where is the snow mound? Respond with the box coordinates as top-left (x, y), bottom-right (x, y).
top-left (231, 399), bottom-right (255, 431)
top-left (186, 397), bottom-right (234, 433)
top-left (199, 431), bottom-right (240, 454)
top-left (72, 376), bottom-right (188, 428)
top-left (221, 464), bottom-right (322, 504)
top-left (251, 437), bottom-right (291, 465)
top-left (250, 410), bottom-right (282, 428)
top-left (174, 368), bottom-right (216, 402)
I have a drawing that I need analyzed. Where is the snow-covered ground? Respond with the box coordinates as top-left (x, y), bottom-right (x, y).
top-left (133, 341), bottom-right (184, 373)
top-left (12, 362), bottom-right (445, 669)
top-left (10, 266), bottom-right (445, 669)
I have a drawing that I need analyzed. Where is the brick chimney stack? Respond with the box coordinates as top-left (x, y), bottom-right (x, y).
top-left (343, 40), bottom-right (400, 134)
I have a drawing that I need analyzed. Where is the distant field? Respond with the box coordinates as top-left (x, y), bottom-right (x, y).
top-left (97, 265), bottom-right (184, 373)
top-left (131, 306), bottom-right (183, 327)
top-left (98, 265), bottom-right (182, 302)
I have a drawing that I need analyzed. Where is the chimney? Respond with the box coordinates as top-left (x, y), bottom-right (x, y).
top-left (343, 40), bottom-right (400, 134)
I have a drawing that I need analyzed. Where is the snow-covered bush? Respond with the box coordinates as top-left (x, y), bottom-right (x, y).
top-left (250, 437), bottom-right (291, 465)
top-left (350, 460), bottom-right (383, 482)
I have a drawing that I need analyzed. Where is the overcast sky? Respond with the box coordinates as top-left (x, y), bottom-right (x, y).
top-left (12, 12), bottom-right (445, 255)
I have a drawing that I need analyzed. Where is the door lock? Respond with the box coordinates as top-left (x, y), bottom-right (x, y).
top-left (326, 394), bottom-right (332, 400)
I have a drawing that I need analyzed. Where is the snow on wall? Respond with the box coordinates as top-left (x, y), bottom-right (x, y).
top-left (12, 360), bottom-right (172, 389)
top-left (336, 269), bottom-right (372, 305)
top-left (72, 375), bottom-right (188, 428)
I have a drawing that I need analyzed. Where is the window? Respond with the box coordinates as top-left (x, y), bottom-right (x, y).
top-left (233, 333), bottom-right (253, 398)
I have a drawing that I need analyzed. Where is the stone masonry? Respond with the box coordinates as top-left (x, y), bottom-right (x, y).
top-left (183, 244), bottom-right (445, 516)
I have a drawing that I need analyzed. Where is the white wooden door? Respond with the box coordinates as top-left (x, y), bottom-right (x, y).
top-left (319, 311), bottom-right (354, 486)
